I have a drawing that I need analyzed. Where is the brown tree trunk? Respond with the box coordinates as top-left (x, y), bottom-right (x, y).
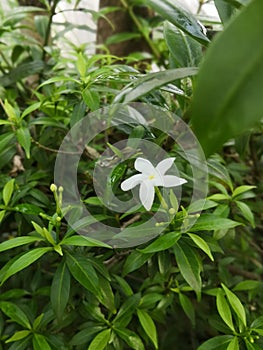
top-left (97, 0), bottom-right (152, 58)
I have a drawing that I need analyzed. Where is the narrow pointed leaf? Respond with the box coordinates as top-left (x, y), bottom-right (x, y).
top-left (137, 309), bottom-right (158, 349)
top-left (88, 328), bottom-right (111, 350)
top-left (1, 247), bottom-right (52, 285)
top-left (50, 261), bottom-right (71, 319)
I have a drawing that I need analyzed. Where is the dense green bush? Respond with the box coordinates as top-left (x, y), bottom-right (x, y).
top-left (0, 0), bottom-right (262, 349)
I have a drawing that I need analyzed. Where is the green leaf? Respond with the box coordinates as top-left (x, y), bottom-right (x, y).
top-left (50, 261), bottom-right (70, 319)
top-left (164, 22), bottom-right (202, 67)
top-left (173, 241), bottom-right (202, 293)
top-left (32, 334), bottom-right (51, 350)
top-left (1, 247), bottom-right (52, 285)
top-left (0, 210), bottom-right (6, 223)
top-left (2, 99), bottom-right (19, 122)
top-left (16, 127), bottom-right (31, 159)
top-left (226, 336), bottom-right (239, 350)
top-left (97, 275), bottom-right (116, 314)
top-left (147, 0), bottom-right (209, 45)
top-left (61, 235), bottom-right (111, 248)
top-left (115, 67), bottom-right (198, 103)
top-left (1, 61), bottom-right (44, 87)
top-left (13, 203), bottom-right (42, 215)
top-left (70, 326), bottom-right (105, 346)
top-left (122, 251), bottom-right (153, 276)
top-left (222, 284), bottom-right (246, 326)
top-left (114, 294), bottom-right (141, 328)
top-left (0, 301), bottom-right (31, 329)
top-left (0, 133), bottom-right (15, 153)
top-left (232, 185), bottom-right (256, 198)
top-left (214, 0), bottom-right (237, 24)
top-left (88, 328), bottom-right (111, 350)
top-left (114, 274), bottom-right (133, 297)
top-left (197, 335), bottom-right (233, 350)
top-left (187, 233), bottom-right (214, 261)
top-left (21, 101), bottom-right (42, 119)
top-left (216, 289), bottom-right (235, 331)
top-left (233, 280), bottom-right (261, 292)
top-left (114, 328), bottom-right (145, 350)
top-left (139, 231), bottom-right (181, 254)
top-left (3, 178), bottom-right (15, 206)
top-left (137, 309), bottom-right (158, 349)
top-left (235, 201), bottom-right (255, 228)
top-left (179, 293), bottom-right (195, 326)
top-left (250, 316), bottom-right (263, 329)
top-left (0, 236), bottom-right (43, 253)
top-left (66, 253), bottom-right (100, 296)
top-left (82, 88), bottom-right (100, 111)
top-left (192, 0), bottom-right (263, 156)
top-left (76, 52), bottom-right (86, 77)
top-left (6, 330), bottom-right (31, 343)
top-left (106, 32), bottom-right (141, 45)
top-left (191, 214), bottom-right (241, 231)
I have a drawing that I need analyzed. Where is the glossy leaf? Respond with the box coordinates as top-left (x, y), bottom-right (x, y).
top-left (0, 301), bottom-right (31, 329)
top-left (6, 330), bottom-right (31, 343)
top-left (197, 335), bottom-right (233, 350)
top-left (187, 233), bottom-right (214, 261)
top-left (174, 241), bottom-right (201, 293)
top-left (235, 201), bottom-right (255, 228)
top-left (66, 253), bottom-right (100, 296)
top-left (122, 251), bottom-right (153, 276)
top-left (3, 178), bottom-right (15, 206)
top-left (61, 235), bottom-right (111, 248)
top-left (16, 127), bottom-right (31, 159)
top-left (232, 185), bottom-right (256, 198)
top-left (179, 293), bottom-right (195, 326)
top-left (147, 0), bottom-right (209, 45)
top-left (114, 294), bottom-right (141, 328)
top-left (32, 334), bottom-right (51, 350)
top-left (222, 284), bottom-right (246, 326)
top-left (139, 231), bottom-right (181, 254)
top-left (70, 326), bottom-right (105, 346)
top-left (1, 247), bottom-right (52, 285)
top-left (190, 215), bottom-right (241, 232)
top-left (192, 0), bottom-right (263, 156)
top-left (0, 236), bottom-right (43, 253)
top-left (50, 261), bottom-right (71, 319)
top-left (88, 328), bottom-right (111, 350)
top-left (164, 22), bottom-right (202, 68)
top-left (226, 336), bottom-right (239, 350)
top-left (114, 328), bottom-right (145, 350)
top-left (137, 309), bottom-right (158, 349)
top-left (216, 289), bottom-right (235, 331)
top-left (115, 67), bottom-right (198, 103)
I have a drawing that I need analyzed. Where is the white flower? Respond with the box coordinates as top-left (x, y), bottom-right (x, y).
top-left (121, 157), bottom-right (187, 211)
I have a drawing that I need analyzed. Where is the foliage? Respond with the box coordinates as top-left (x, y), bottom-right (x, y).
top-left (0, 0), bottom-right (262, 349)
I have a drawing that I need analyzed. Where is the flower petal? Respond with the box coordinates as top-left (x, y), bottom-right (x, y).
top-left (121, 174), bottom-right (144, 191)
top-left (162, 175), bottom-right (187, 188)
top-left (139, 181), bottom-right (155, 211)
top-left (134, 157), bottom-right (155, 175)
top-left (156, 157), bottom-right (176, 175)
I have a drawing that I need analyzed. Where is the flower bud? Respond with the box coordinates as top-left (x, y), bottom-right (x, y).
top-left (50, 184), bottom-right (57, 192)
top-left (168, 208), bottom-right (176, 215)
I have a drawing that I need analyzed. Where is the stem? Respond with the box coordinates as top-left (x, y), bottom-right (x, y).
top-left (42, 0), bottom-right (60, 61)
top-left (120, 0), bottom-right (160, 60)
top-left (155, 187), bottom-right (168, 210)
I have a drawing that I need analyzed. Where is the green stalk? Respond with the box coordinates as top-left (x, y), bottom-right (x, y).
top-left (155, 187), bottom-right (168, 210)
top-left (120, 0), bottom-right (160, 60)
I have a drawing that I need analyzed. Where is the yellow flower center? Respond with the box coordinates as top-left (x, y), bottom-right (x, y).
top-left (148, 174), bottom-right (155, 180)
